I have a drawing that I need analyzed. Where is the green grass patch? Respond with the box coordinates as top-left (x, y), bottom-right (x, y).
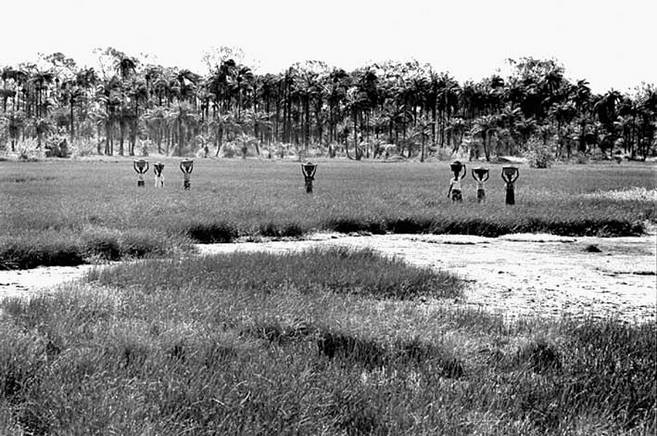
top-left (257, 220), bottom-right (306, 238)
top-left (0, 229), bottom-right (172, 270)
top-left (0, 235), bottom-right (84, 270)
top-left (184, 221), bottom-right (239, 243)
top-left (86, 247), bottom-right (462, 300)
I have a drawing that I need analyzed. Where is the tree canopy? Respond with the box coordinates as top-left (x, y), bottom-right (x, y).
top-left (1, 48), bottom-right (655, 161)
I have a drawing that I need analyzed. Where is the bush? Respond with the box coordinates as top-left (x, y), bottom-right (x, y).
top-left (258, 221), bottom-right (305, 238)
top-left (44, 136), bottom-right (70, 158)
top-left (119, 231), bottom-right (165, 258)
top-left (525, 136), bottom-right (554, 168)
top-left (186, 222), bottom-right (239, 243)
top-left (82, 232), bottom-right (121, 260)
top-left (0, 239), bottom-right (84, 269)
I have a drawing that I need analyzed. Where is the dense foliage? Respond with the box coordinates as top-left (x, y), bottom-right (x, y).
top-left (1, 48), bottom-right (655, 161)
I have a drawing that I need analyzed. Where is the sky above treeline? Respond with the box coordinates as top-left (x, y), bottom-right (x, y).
top-left (1, 0), bottom-right (654, 94)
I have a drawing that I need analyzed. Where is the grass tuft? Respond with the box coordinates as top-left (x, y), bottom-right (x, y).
top-left (0, 229), bottom-right (170, 269)
top-left (584, 244), bottom-right (602, 253)
top-left (82, 231), bottom-right (121, 260)
top-left (258, 221), bottom-right (305, 238)
top-left (517, 338), bottom-right (562, 373)
top-left (0, 237), bottom-right (84, 269)
top-left (186, 221), bottom-right (239, 243)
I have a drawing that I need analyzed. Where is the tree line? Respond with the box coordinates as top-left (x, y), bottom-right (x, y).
top-left (1, 47), bottom-right (655, 161)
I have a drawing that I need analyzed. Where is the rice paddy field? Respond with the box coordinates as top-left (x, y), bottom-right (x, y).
top-left (0, 157), bottom-right (656, 434)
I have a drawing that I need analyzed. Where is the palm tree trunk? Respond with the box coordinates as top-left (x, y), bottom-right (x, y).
top-left (431, 105), bottom-right (437, 147)
top-left (119, 121), bottom-right (125, 156)
top-left (105, 123), bottom-right (111, 155)
top-left (97, 124), bottom-right (103, 154)
top-left (157, 126), bottom-right (163, 153)
top-left (69, 100), bottom-right (75, 144)
top-left (178, 121), bottom-right (184, 156)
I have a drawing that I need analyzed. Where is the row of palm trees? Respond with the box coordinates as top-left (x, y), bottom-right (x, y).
top-left (1, 49), bottom-right (655, 160)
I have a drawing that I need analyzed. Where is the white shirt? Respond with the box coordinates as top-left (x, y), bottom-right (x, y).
top-left (450, 178), bottom-right (461, 191)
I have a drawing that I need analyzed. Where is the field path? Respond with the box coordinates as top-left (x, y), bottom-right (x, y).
top-left (1, 232), bottom-right (655, 322)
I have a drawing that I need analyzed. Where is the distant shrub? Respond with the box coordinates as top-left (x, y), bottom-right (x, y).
top-left (70, 140), bottom-right (97, 157)
top-left (584, 244), bottom-right (602, 253)
top-left (139, 139), bottom-right (150, 156)
top-left (119, 230), bottom-right (166, 258)
top-left (323, 217), bottom-right (386, 234)
top-left (82, 232), bottom-right (121, 260)
top-left (186, 222), bottom-right (239, 243)
top-left (573, 153), bottom-right (589, 164)
top-left (0, 238), bottom-right (84, 269)
top-left (44, 136), bottom-right (70, 158)
top-left (16, 138), bottom-right (42, 161)
top-left (220, 142), bottom-right (237, 158)
top-left (525, 137), bottom-right (554, 168)
top-left (385, 217), bottom-right (435, 234)
top-left (258, 221), bottom-right (305, 238)
top-left (323, 217), bottom-right (368, 233)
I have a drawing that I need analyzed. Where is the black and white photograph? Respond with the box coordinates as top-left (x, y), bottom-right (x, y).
top-left (0, 0), bottom-right (655, 434)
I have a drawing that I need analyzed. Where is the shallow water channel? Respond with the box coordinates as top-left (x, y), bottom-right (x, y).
top-left (1, 232), bottom-right (655, 323)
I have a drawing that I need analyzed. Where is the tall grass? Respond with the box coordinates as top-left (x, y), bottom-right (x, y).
top-left (0, 250), bottom-right (654, 434)
top-left (1, 159), bottom-right (654, 268)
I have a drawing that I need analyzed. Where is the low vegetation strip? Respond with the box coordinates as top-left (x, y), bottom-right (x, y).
top-left (86, 247), bottom-right (463, 300)
top-left (0, 229), bottom-right (174, 270)
top-left (0, 249), bottom-right (654, 434)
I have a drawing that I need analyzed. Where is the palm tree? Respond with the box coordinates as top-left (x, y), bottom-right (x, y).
top-left (227, 65), bottom-right (254, 120)
top-left (471, 115), bottom-right (500, 161)
top-left (550, 102), bottom-right (577, 157)
top-left (594, 90), bottom-right (622, 148)
top-left (436, 73), bottom-right (460, 146)
top-left (445, 117), bottom-right (468, 153)
top-left (143, 106), bottom-right (168, 153)
top-left (33, 117), bottom-right (53, 148)
top-left (127, 79), bottom-right (148, 155)
top-left (170, 102), bottom-right (198, 155)
top-left (115, 55), bottom-right (137, 81)
top-left (96, 76), bottom-right (122, 155)
top-left (572, 79), bottom-right (592, 153)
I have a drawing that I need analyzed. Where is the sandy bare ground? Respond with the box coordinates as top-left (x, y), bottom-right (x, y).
top-left (0, 264), bottom-right (96, 300)
top-left (1, 233), bottom-right (655, 322)
top-left (194, 233), bottom-right (656, 323)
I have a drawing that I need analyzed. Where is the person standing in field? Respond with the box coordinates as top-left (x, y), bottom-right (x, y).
top-left (475, 178), bottom-right (485, 201)
top-left (448, 174), bottom-right (464, 202)
top-left (474, 172), bottom-right (488, 202)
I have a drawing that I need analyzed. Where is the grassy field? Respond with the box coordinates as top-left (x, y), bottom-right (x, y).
top-left (1, 159), bottom-right (655, 434)
top-left (1, 158), bottom-right (655, 268)
top-left (0, 248), bottom-right (654, 434)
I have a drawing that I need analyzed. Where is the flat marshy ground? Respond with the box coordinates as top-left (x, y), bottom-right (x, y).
top-left (0, 158), bottom-right (655, 269)
top-left (0, 158), bottom-right (655, 434)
